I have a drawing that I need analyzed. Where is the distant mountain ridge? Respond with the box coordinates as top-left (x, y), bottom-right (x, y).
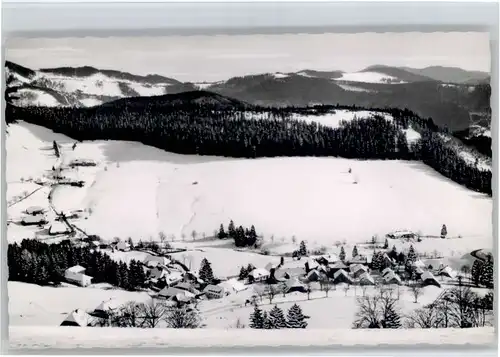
top-left (5, 60), bottom-right (491, 131)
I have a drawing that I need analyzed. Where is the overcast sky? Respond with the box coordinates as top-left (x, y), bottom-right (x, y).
top-left (6, 32), bottom-right (491, 82)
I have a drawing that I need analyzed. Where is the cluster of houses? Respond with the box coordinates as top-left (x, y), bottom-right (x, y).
top-left (241, 250), bottom-right (459, 296)
top-left (19, 205), bottom-right (73, 236)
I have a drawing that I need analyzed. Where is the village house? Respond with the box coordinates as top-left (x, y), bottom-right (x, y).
top-left (64, 265), bottom-right (93, 287)
top-left (116, 241), bottom-right (131, 252)
top-left (383, 271), bottom-right (402, 285)
top-left (381, 267), bottom-right (394, 277)
top-left (142, 255), bottom-right (171, 268)
top-left (349, 253), bottom-right (372, 266)
top-left (350, 264), bottom-right (369, 278)
top-left (328, 261), bottom-right (348, 276)
top-left (283, 278), bottom-right (308, 293)
top-left (158, 286), bottom-right (195, 301)
top-left (49, 221), bottom-right (72, 235)
top-left (60, 309), bottom-right (93, 327)
top-left (21, 214), bottom-right (47, 226)
top-left (248, 268), bottom-right (270, 283)
top-left (25, 206), bottom-right (45, 216)
top-left (219, 278), bottom-right (248, 294)
top-left (203, 284), bottom-right (226, 299)
top-left (420, 271), bottom-right (442, 288)
top-left (274, 267), bottom-right (304, 281)
top-left (332, 269), bottom-right (354, 285)
top-left (175, 282), bottom-right (201, 296)
top-left (92, 298), bottom-right (126, 318)
top-left (438, 266), bottom-right (457, 279)
top-left (358, 272), bottom-right (375, 285)
top-left (385, 230), bottom-right (418, 240)
top-left (316, 254), bottom-right (339, 266)
top-left (305, 269), bottom-right (323, 282)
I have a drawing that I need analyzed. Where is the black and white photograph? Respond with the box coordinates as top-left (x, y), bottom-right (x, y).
top-left (4, 29), bottom-right (494, 348)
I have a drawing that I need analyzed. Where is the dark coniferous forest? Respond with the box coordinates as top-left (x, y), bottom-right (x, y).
top-left (8, 239), bottom-right (146, 290)
top-left (5, 90), bottom-right (491, 195)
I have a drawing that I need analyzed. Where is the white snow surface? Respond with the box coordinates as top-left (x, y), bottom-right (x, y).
top-left (16, 89), bottom-right (60, 107)
top-left (6, 121), bottom-right (492, 257)
top-left (9, 325), bottom-right (494, 349)
top-left (403, 126), bottom-right (422, 144)
top-left (79, 98), bottom-right (103, 107)
top-left (289, 110), bottom-right (393, 129)
top-left (335, 71), bottom-right (405, 84)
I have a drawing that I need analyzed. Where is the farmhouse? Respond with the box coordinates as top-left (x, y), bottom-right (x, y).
top-left (305, 269), bottom-right (322, 282)
top-left (49, 221), bottom-right (72, 235)
top-left (219, 278), bottom-right (247, 294)
top-left (421, 272), bottom-right (442, 288)
top-left (413, 260), bottom-right (426, 269)
top-left (275, 267), bottom-right (304, 281)
top-left (383, 271), bottom-right (402, 285)
top-left (203, 285), bottom-right (226, 299)
top-left (64, 265), bottom-right (93, 287)
top-left (143, 255), bottom-right (171, 268)
top-left (25, 206), bottom-right (45, 215)
top-left (283, 278), bottom-right (307, 293)
top-left (350, 264), bottom-right (369, 278)
top-left (316, 254), bottom-right (339, 266)
top-left (93, 298), bottom-right (126, 318)
top-left (116, 241), bottom-right (131, 252)
top-left (381, 267), bottom-right (394, 277)
top-left (21, 214), bottom-right (46, 226)
top-left (438, 266), bottom-right (457, 279)
top-left (158, 286), bottom-right (195, 301)
top-left (349, 254), bottom-right (372, 265)
top-left (248, 268), bottom-right (270, 283)
top-left (60, 309), bottom-right (93, 327)
top-left (175, 282), bottom-right (201, 296)
top-left (332, 269), bottom-right (354, 285)
top-left (386, 230), bottom-right (418, 240)
top-left (358, 272), bottom-right (375, 285)
top-left (329, 261), bottom-right (348, 274)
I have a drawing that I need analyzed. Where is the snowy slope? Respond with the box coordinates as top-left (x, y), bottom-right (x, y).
top-left (335, 71), bottom-right (405, 84)
top-left (14, 88), bottom-right (61, 107)
top-left (6, 122), bottom-right (492, 258)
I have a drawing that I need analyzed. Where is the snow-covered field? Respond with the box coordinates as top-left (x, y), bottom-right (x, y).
top-left (9, 325), bottom-right (495, 349)
top-left (15, 88), bottom-right (60, 107)
top-left (6, 121), bottom-right (492, 257)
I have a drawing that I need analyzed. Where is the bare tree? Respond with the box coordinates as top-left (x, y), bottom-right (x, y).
top-left (119, 302), bottom-right (144, 328)
top-left (361, 285), bottom-right (368, 297)
top-left (292, 235), bottom-right (297, 244)
top-left (267, 284), bottom-right (277, 304)
top-left (445, 286), bottom-right (477, 328)
top-left (305, 281), bottom-right (312, 300)
top-left (232, 318), bottom-right (246, 329)
top-left (191, 230), bottom-right (197, 241)
top-left (410, 283), bottom-right (423, 303)
top-left (352, 295), bottom-right (381, 328)
top-left (343, 284), bottom-right (350, 296)
top-left (159, 231), bottom-right (167, 245)
top-left (405, 306), bottom-right (443, 328)
top-left (321, 277), bottom-right (332, 298)
top-left (138, 301), bottom-right (166, 328)
top-left (164, 306), bottom-right (201, 329)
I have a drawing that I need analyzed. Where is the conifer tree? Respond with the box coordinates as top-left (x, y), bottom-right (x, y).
top-left (262, 311), bottom-right (272, 329)
top-left (407, 245), bottom-right (417, 262)
top-left (352, 245), bottom-right (358, 258)
top-left (247, 225), bottom-right (258, 246)
top-left (198, 258), bottom-right (215, 284)
top-left (480, 258), bottom-right (493, 288)
top-left (268, 305), bottom-right (287, 329)
top-left (249, 305), bottom-right (265, 329)
top-left (239, 266), bottom-right (248, 281)
top-left (339, 246), bottom-right (346, 262)
top-left (471, 259), bottom-right (483, 287)
top-left (286, 304), bottom-right (308, 328)
top-left (382, 302), bottom-right (401, 329)
top-left (228, 220), bottom-right (236, 238)
top-left (299, 241), bottom-right (307, 256)
top-left (217, 224), bottom-right (227, 239)
top-left (440, 224), bottom-right (448, 238)
top-left (383, 238), bottom-right (389, 249)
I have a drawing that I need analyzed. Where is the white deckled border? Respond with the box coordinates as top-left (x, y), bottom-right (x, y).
top-left (9, 326), bottom-right (495, 349)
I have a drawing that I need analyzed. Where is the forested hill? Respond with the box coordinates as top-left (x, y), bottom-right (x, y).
top-left (6, 91), bottom-right (491, 195)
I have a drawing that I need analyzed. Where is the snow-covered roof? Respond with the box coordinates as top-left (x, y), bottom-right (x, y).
top-left (61, 309), bottom-right (92, 326)
top-left (319, 254), bottom-right (339, 263)
top-left (220, 278), bottom-right (247, 293)
top-left (306, 259), bottom-right (319, 269)
top-left (21, 215), bottom-right (46, 224)
top-left (204, 284), bottom-right (224, 294)
top-left (49, 221), bottom-right (71, 235)
top-left (165, 271), bottom-right (184, 285)
top-left (421, 271), bottom-right (438, 282)
top-left (413, 260), bottom-right (426, 268)
top-left (66, 265), bottom-right (86, 274)
top-left (333, 269), bottom-right (349, 279)
top-left (438, 266), bottom-right (457, 278)
top-left (381, 268), bottom-right (394, 276)
top-left (265, 262), bottom-right (279, 271)
top-left (250, 268), bottom-right (269, 279)
top-left (350, 264), bottom-right (368, 274)
top-left (383, 272), bottom-right (402, 284)
top-left (26, 206), bottom-right (44, 214)
top-left (358, 272), bottom-right (375, 284)
top-left (330, 262), bottom-right (348, 269)
top-left (95, 298), bottom-right (126, 312)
